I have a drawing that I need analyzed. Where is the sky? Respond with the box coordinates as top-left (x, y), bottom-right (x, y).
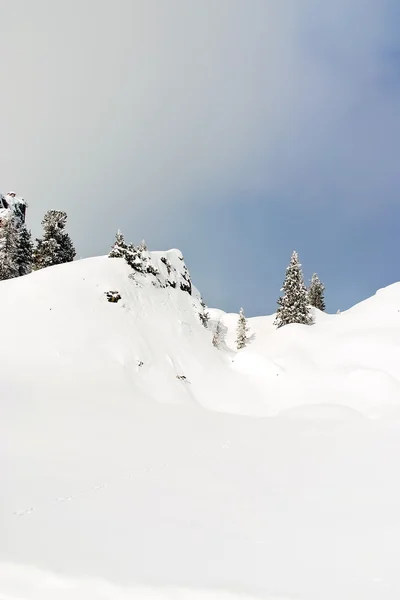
top-left (0, 0), bottom-right (399, 316)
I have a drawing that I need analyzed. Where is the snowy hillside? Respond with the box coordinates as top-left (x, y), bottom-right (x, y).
top-left (2, 253), bottom-right (400, 599)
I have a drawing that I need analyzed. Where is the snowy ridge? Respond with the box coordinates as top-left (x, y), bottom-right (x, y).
top-left (0, 253), bottom-right (400, 418)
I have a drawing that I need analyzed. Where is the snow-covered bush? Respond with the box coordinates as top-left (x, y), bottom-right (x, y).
top-left (199, 299), bottom-right (210, 328)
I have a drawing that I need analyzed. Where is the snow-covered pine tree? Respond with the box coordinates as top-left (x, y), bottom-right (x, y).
top-left (125, 239), bottom-right (161, 280)
top-left (212, 321), bottom-right (224, 348)
top-left (16, 226), bottom-right (33, 276)
top-left (236, 307), bottom-right (250, 349)
top-left (308, 273), bottom-right (326, 312)
top-left (33, 210), bottom-right (76, 270)
top-left (274, 251), bottom-right (313, 328)
top-left (0, 214), bottom-right (20, 280)
top-left (125, 242), bottom-right (148, 273)
top-left (109, 230), bottom-right (128, 258)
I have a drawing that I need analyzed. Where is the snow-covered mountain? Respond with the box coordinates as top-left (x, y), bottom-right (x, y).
top-left (2, 252), bottom-right (400, 600)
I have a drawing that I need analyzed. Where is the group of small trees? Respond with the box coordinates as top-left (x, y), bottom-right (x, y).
top-left (274, 251), bottom-right (325, 329)
top-left (212, 308), bottom-right (250, 351)
top-left (109, 230), bottom-right (156, 275)
top-left (226, 251), bottom-right (325, 351)
top-left (0, 208), bottom-right (75, 281)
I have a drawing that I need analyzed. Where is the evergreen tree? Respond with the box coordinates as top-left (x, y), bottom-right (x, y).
top-left (125, 242), bottom-right (148, 273)
top-left (308, 273), bottom-right (326, 311)
top-left (125, 240), bottom-right (159, 276)
top-left (274, 251), bottom-right (312, 328)
top-left (0, 215), bottom-right (20, 280)
top-left (236, 307), bottom-right (250, 349)
top-left (16, 226), bottom-right (33, 276)
top-left (109, 230), bottom-right (128, 258)
top-left (33, 210), bottom-right (76, 270)
top-left (212, 321), bottom-right (224, 348)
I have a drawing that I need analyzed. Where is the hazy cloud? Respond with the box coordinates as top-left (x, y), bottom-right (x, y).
top-left (0, 1), bottom-right (398, 284)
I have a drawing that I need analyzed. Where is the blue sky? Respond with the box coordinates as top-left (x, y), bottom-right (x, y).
top-left (0, 0), bottom-right (399, 316)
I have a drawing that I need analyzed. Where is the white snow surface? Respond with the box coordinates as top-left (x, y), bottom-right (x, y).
top-left (2, 254), bottom-right (400, 599)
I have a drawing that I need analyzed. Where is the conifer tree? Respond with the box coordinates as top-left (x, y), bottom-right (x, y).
top-left (0, 215), bottom-right (20, 280)
top-left (212, 321), bottom-right (224, 348)
top-left (33, 210), bottom-right (76, 270)
top-left (16, 226), bottom-right (33, 276)
top-left (236, 307), bottom-right (250, 349)
top-left (274, 251), bottom-right (312, 328)
top-left (109, 230), bottom-right (128, 258)
top-left (125, 240), bottom-right (160, 276)
top-left (308, 273), bottom-right (326, 312)
top-left (125, 242), bottom-right (148, 273)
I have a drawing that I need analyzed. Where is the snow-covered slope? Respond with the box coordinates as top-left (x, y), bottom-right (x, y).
top-left (213, 283), bottom-right (400, 419)
top-left (2, 254), bottom-right (400, 600)
top-left (1, 253), bottom-right (399, 419)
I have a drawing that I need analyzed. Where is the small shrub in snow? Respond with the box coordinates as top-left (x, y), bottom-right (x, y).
top-left (179, 264), bottom-right (192, 295)
top-left (199, 299), bottom-right (210, 328)
top-left (146, 262), bottom-right (159, 276)
top-left (176, 375), bottom-right (188, 382)
top-left (105, 290), bottom-right (121, 303)
top-left (236, 307), bottom-right (250, 349)
top-left (160, 256), bottom-right (172, 275)
top-left (308, 273), bottom-right (326, 312)
top-left (274, 251), bottom-right (312, 328)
